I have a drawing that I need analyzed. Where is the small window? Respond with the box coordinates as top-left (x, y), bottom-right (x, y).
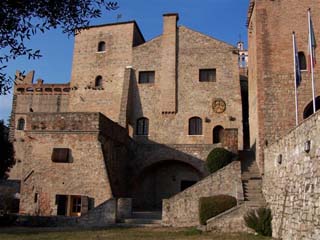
top-left (139, 71), bottom-right (155, 84)
top-left (298, 52), bottom-right (307, 70)
top-left (97, 41), bottom-right (106, 52)
top-left (17, 118), bottom-right (25, 130)
top-left (189, 117), bottom-right (202, 135)
top-left (95, 76), bottom-right (103, 87)
top-left (51, 148), bottom-right (71, 163)
top-left (136, 117), bottom-right (149, 135)
top-left (199, 69), bottom-right (216, 82)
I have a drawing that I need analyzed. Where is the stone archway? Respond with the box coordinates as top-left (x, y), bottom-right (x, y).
top-left (131, 160), bottom-right (202, 211)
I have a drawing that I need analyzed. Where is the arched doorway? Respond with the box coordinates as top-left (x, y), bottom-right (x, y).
top-left (303, 96), bottom-right (320, 119)
top-left (131, 160), bottom-right (202, 211)
top-left (213, 125), bottom-right (224, 144)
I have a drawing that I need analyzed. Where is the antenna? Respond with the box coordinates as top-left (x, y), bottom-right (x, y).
top-left (116, 14), bottom-right (122, 22)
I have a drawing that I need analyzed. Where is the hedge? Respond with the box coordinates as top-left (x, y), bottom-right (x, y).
top-left (206, 147), bottom-right (234, 173)
top-left (199, 195), bottom-right (237, 225)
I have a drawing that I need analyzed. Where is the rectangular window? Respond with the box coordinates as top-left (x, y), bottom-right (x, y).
top-left (199, 69), bottom-right (216, 82)
top-left (139, 71), bottom-right (155, 84)
top-left (51, 148), bottom-right (71, 163)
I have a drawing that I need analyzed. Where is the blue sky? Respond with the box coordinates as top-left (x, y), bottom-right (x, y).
top-left (0, 0), bottom-right (250, 123)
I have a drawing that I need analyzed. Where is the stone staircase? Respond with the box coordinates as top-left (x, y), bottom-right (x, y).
top-left (205, 150), bottom-right (267, 232)
top-left (240, 150), bottom-right (266, 207)
top-left (119, 211), bottom-right (162, 227)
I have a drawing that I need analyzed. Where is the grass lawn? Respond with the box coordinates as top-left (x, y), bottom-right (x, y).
top-left (0, 227), bottom-right (272, 240)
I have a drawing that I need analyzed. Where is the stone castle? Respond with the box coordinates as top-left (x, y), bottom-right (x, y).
top-left (6, 1), bottom-right (320, 239)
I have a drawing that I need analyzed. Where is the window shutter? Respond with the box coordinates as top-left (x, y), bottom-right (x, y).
top-left (81, 196), bottom-right (89, 215)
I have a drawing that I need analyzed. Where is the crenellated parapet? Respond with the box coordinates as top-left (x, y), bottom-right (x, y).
top-left (14, 70), bottom-right (70, 95)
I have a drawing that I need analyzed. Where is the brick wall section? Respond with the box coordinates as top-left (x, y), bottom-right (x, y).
top-left (160, 14), bottom-right (178, 113)
top-left (248, 0), bottom-right (320, 171)
top-left (131, 25), bottom-right (243, 148)
top-left (162, 161), bottom-right (243, 227)
top-left (18, 112), bottom-right (131, 216)
top-left (9, 78), bottom-right (70, 180)
top-left (263, 111), bottom-right (320, 240)
top-left (68, 22), bottom-right (144, 122)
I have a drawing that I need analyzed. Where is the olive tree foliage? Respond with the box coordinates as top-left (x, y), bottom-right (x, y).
top-left (0, 120), bottom-right (14, 179)
top-left (0, 0), bottom-right (119, 95)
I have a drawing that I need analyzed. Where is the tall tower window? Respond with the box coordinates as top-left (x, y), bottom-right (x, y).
top-left (97, 41), bottom-right (106, 52)
top-left (95, 76), bottom-right (103, 87)
top-left (136, 117), bottom-right (149, 135)
top-left (189, 117), bottom-right (202, 135)
top-left (17, 118), bottom-right (25, 130)
top-left (298, 52), bottom-right (307, 70)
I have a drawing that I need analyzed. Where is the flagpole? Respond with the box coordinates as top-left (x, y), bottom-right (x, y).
top-left (308, 9), bottom-right (316, 113)
top-left (293, 32), bottom-right (299, 126)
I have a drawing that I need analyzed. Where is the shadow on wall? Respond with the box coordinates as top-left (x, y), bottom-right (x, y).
top-left (127, 139), bottom-right (217, 211)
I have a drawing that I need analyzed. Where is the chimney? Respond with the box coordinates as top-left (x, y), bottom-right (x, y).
top-left (160, 13), bottom-right (179, 114)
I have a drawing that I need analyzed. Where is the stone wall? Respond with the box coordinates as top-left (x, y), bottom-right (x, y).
top-left (68, 22), bottom-right (144, 122)
top-left (263, 111), bottom-right (320, 240)
top-left (76, 198), bottom-right (117, 226)
top-left (130, 24), bottom-right (243, 148)
top-left (162, 161), bottom-right (243, 227)
top-left (18, 112), bottom-right (131, 216)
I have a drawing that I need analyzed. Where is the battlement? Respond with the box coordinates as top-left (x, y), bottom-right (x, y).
top-left (14, 70), bottom-right (70, 95)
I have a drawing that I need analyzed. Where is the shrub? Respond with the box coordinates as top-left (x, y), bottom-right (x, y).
top-left (199, 195), bottom-right (237, 225)
top-left (244, 207), bottom-right (272, 236)
top-left (206, 147), bottom-right (234, 173)
top-left (0, 214), bottom-right (17, 226)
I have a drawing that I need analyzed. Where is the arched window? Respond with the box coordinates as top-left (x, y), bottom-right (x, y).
top-left (97, 41), bottom-right (106, 52)
top-left (298, 52), bottom-right (307, 70)
top-left (303, 96), bottom-right (320, 119)
top-left (95, 76), bottom-right (103, 87)
top-left (17, 118), bottom-right (25, 130)
top-left (136, 117), bottom-right (149, 135)
top-left (213, 125), bottom-right (224, 143)
top-left (189, 117), bottom-right (202, 135)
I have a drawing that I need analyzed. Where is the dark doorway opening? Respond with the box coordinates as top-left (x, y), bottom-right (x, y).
top-left (213, 125), bottom-right (224, 144)
top-left (180, 180), bottom-right (197, 191)
top-left (56, 195), bottom-right (67, 216)
top-left (303, 96), bottom-right (320, 119)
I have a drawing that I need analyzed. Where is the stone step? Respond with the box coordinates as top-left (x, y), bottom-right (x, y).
top-left (244, 203), bottom-right (267, 208)
top-left (131, 211), bottom-right (162, 219)
top-left (123, 218), bottom-right (162, 225)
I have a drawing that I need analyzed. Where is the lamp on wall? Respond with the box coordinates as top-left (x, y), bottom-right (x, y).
top-left (277, 154), bottom-right (282, 165)
top-left (304, 140), bottom-right (311, 153)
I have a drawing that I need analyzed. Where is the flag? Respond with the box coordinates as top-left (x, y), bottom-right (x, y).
top-left (293, 32), bottom-right (301, 87)
top-left (308, 9), bottom-right (317, 72)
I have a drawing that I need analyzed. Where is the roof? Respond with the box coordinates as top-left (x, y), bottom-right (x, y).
top-left (246, 0), bottom-right (255, 27)
top-left (78, 21), bottom-right (145, 43)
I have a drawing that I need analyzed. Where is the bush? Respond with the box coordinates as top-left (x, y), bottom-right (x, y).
top-left (244, 207), bottom-right (272, 236)
top-left (0, 214), bottom-right (17, 226)
top-left (199, 195), bottom-right (237, 225)
top-left (206, 148), bottom-right (234, 173)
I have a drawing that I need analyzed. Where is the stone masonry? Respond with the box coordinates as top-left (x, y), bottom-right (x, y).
top-left (263, 111), bottom-right (320, 240)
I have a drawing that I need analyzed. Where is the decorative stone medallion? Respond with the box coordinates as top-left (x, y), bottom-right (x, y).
top-left (212, 98), bottom-right (226, 113)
